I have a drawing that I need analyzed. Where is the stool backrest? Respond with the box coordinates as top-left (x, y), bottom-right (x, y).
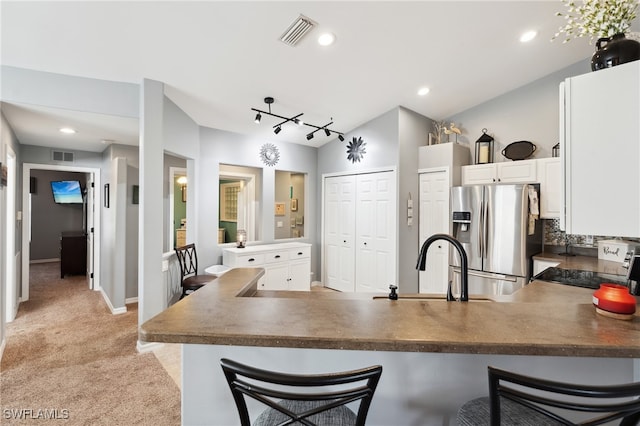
top-left (488, 366), bottom-right (640, 425)
top-left (220, 358), bottom-right (382, 426)
top-left (174, 243), bottom-right (198, 280)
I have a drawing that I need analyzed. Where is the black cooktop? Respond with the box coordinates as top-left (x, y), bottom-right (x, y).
top-left (533, 267), bottom-right (628, 290)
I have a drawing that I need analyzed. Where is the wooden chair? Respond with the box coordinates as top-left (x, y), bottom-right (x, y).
top-left (220, 358), bottom-right (382, 426)
top-left (174, 243), bottom-right (214, 299)
top-left (457, 366), bottom-right (640, 425)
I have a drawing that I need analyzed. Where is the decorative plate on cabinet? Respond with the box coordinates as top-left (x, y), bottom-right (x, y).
top-left (501, 140), bottom-right (536, 161)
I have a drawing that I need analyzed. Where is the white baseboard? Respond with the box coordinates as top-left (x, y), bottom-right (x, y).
top-left (311, 281), bottom-right (324, 287)
top-left (30, 258), bottom-right (60, 264)
top-left (137, 340), bottom-right (164, 354)
top-left (125, 297), bottom-right (138, 304)
top-left (99, 288), bottom-right (127, 315)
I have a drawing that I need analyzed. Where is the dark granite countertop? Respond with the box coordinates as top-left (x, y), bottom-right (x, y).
top-left (139, 262), bottom-right (640, 358)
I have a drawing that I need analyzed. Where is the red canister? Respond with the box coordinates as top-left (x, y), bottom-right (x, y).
top-left (593, 283), bottom-right (637, 315)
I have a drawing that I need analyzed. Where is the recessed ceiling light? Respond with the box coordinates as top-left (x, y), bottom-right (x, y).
top-left (59, 127), bottom-right (76, 134)
top-left (318, 32), bottom-right (336, 46)
top-left (520, 30), bottom-right (537, 43)
top-left (417, 87), bottom-right (430, 96)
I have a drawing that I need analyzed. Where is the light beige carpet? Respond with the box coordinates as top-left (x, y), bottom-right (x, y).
top-left (0, 262), bottom-right (181, 425)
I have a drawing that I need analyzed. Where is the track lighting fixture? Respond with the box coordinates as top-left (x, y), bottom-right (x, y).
top-left (251, 96), bottom-right (346, 142)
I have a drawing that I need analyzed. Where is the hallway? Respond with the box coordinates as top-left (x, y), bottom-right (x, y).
top-left (0, 262), bottom-right (180, 425)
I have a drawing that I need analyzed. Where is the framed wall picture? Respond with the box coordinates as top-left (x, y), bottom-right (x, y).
top-left (274, 202), bottom-right (285, 216)
top-left (104, 184), bottom-right (110, 208)
top-left (291, 198), bottom-right (298, 212)
top-left (0, 162), bottom-right (6, 186)
top-left (132, 185), bottom-right (139, 205)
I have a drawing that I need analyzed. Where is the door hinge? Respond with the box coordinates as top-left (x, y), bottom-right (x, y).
top-left (91, 182), bottom-right (95, 188)
top-left (90, 273), bottom-right (94, 279)
top-left (91, 227), bottom-right (94, 233)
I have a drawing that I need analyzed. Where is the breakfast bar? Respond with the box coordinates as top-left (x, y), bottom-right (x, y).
top-left (140, 265), bottom-right (640, 425)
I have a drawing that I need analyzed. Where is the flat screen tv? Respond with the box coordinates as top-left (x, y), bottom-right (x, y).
top-left (50, 180), bottom-right (84, 204)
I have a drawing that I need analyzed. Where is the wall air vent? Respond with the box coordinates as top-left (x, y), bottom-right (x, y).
top-left (279, 15), bottom-right (316, 46)
top-left (52, 150), bottom-right (75, 162)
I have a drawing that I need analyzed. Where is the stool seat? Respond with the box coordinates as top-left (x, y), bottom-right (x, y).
top-left (457, 396), bottom-right (563, 426)
top-left (254, 400), bottom-right (357, 426)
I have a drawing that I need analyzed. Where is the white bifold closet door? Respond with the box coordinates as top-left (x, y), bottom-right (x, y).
top-left (324, 171), bottom-right (397, 293)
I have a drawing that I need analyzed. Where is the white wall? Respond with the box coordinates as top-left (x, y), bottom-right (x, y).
top-left (198, 127), bottom-right (318, 276)
top-left (447, 59), bottom-right (590, 162)
top-left (0, 111), bottom-right (22, 360)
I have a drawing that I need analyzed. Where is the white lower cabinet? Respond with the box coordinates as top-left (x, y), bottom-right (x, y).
top-left (223, 243), bottom-right (311, 291)
top-left (532, 259), bottom-right (561, 277)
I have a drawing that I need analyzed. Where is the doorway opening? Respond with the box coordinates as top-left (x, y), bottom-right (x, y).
top-left (21, 163), bottom-right (101, 302)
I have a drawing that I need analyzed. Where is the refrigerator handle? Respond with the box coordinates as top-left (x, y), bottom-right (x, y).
top-left (483, 198), bottom-right (489, 260)
top-left (479, 200), bottom-right (485, 259)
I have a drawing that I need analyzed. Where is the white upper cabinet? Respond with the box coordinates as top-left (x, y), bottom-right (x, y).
top-left (537, 158), bottom-right (561, 219)
top-left (561, 61), bottom-right (640, 236)
top-left (462, 159), bottom-right (537, 185)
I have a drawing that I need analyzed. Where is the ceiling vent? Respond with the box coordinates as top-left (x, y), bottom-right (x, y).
top-left (52, 150), bottom-right (75, 163)
top-left (279, 15), bottom-right (316, 46)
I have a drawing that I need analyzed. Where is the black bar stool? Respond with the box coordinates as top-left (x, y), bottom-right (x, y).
top-left (457, 366), bottom-right (640, 425)
top-left (220, 358), bottom-right (383, 426)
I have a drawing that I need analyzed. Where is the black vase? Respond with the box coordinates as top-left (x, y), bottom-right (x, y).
top-left (591, 33), bottom-right (640, 71)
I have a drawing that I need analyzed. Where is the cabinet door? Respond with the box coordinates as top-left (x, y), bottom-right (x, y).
top-left (537, 158), bottom-right (561, 219)
top-left (324, 175), bottom-right (356, 292)
top-left (355, 171), bottom-right (397, 293)
top-left (563, 61), bottom-right (640, 236)
top-left (532, 259), bottom-right (560, 277)
top-left (419, 171), bottom-right (450, 294)
top-left (262, 263), bottom-right (289, 290)
top-left (288, 259), bottom-right (310, 291)
top-left (496, 160), bottom-right (537, 183)
top-left (462, 164), bottom-right (496, 185)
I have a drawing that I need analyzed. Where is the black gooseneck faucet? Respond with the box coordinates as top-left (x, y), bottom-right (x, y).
top-left (416, 233), bottom-right (469, 302)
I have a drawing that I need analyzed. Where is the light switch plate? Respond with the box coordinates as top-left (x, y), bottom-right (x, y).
top-left (277, 221), bottom-right (283, 228)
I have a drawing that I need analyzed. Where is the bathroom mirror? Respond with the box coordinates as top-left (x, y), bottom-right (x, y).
top-left (219, 164), bottom-right (262, 244)
top-left (274, 170), bottom-right (306, 239)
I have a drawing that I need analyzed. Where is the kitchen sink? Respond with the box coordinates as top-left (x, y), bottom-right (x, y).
top-left (372, 294), bottom-right (494, 302)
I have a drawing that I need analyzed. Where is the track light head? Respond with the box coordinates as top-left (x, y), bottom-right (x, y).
top-left (338, 134), bottom-right (345, 141)
top-left (274, 126), bottom-right (282, 135)
top-left (254, 113), bottom-right (262, 123)
top-left (295, 118), bottom-right (304, 126)
top-left (306, 132), bottom-right (314, 140)
top-left (324, 128), bottom-right (331, 137)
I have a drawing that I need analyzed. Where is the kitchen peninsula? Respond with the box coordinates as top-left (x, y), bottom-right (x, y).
top-left (140, 266), bottom-right (640, 425)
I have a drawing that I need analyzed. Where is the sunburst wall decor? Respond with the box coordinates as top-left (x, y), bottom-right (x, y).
top-left (259, 143), bottom-right (280, 166)
top-left (346, 136), bottom-right (366, 163)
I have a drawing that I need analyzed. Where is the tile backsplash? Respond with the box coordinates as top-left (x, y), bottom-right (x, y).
top-left (543, 219), bottom-right (640, 251)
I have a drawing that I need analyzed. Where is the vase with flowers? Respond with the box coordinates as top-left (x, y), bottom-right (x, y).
top-left (553, 0), bottom-right (639, 71)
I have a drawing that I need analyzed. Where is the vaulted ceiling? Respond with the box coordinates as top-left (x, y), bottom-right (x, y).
top-left (1, 1), bottom-right (613, 151)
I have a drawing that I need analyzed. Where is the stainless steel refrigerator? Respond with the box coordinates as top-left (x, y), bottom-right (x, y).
top-left (450, 184), bottom-right (542, 296)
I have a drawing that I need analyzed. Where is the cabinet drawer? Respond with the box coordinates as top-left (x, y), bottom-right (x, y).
top-left (264, 250), bottom-right (289, 264)
top-left (289, 246), bottom-right (311, 259)
top-left (234, 254), bottom-right (265, 267)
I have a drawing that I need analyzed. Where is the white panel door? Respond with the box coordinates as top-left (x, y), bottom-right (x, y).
top-left (324, 175), bottom-right (356, 292)
top-left (419, 171), bottom-right (450, 294)
top-left (355, 171), bottom-right (397, 293)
